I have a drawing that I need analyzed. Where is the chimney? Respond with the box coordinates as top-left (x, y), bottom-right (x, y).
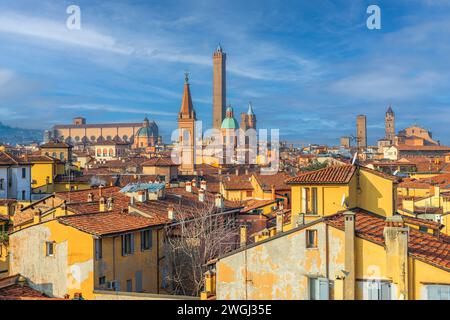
top-left (136, 190), bottom-right (147, 202)
top-left (245, 167), bottom-right (249, 175)
top-left (271, 184), bottom-right (276, 201)
top-left (235, 168), bottom-right (239, 176)
top-left (107, 197), bottom-right (114, 211)
top-left (343, 211), bottom-right (356, 300)
top-left (130, 196), bottom-right (135, 206)
top-left (383, 215), bottom-right (409, 300)
top-left (215, 194), bottom-right (224, 209)
top-left (33, 210), bottom-right (41, 224)
top-left (168, 204), bottom-right (175, 220)
top-left (191, 178), bottom-right (197, 188)
top-left (279, 201), bottom-right (284, 211)
top-left (240, 225), bottom-right (247, 247)
top-left (99, 197), bottom-right (106, 212)
top-left (276, 212), bottom-right (284, 233)
top-left (200, 180), bottom-right (207, 191)
top-left (186, 181), bottom-right (192, 193)
top-left (199, 189), bottom-right (205, 202)
top-left (98, 185), bottom-right (103, 198)
top-left (87, 193), bottom-right (94, 202)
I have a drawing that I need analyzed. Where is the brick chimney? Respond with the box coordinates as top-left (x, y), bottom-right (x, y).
top-left (343, 211), bottom-right (356, 300)
top-left (383, 215), bottom-right (409, 300)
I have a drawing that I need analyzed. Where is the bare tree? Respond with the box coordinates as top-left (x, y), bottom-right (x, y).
top-left (164, 197), bottom-right (239, 296)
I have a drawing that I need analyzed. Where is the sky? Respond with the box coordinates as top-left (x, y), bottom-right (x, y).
top-left (0, 0), bottom-right (450, 145)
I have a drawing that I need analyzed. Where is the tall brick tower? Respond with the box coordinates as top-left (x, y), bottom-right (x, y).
top-left (213, 45), bottom-right (226, 130)
top-left (356, 115), bottom-right (367, 149)
top-left (385, 105), bottom-right (395, 144)
top-left (178, 73), bottom-right (196, 174)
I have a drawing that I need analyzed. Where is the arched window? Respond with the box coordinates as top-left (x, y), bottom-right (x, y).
top-left (52, 152), bottom-right (57, 158)
top-left (91, 136), bottom-right (96, 141)
top-left (60, 152), bottom-right (64, 160)
top-left (122, 135), bottom-right (128, 142)
top-left (97, 148), bottom-right (101, 156)
top-left (103, 148), bottom-right (107, 156)
top-left (109, 148), bottom-right (114, 156)
top-left (75, 136), bottom-right (80, 142)
top-left (106, 136), bottom-right (112, 141)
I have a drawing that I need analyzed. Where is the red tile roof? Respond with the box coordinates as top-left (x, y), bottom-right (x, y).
top-left (325, 210), bottom-right (450, 271)
top-left (142, 157), bottom-right (178, 167)
top-left (253, 172), bottom-right (291, 191)
top-left (40, 141), bottom-right (72, 149)
top-left (0, 152), bottom-right (30, 166)
top-left (397, 145), bottom-right (450, 151)
top-left (222, 175), bottom-right (253, 190)
top-left (0, 275), bottom-right (54, 300)
top-left (58, 211), bottom-right (165, 236)
top-left (286, 165), bottom-right (356, 184)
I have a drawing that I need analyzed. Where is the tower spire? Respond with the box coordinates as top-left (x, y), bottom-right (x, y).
top-left (179, 73), bottom-right (196, 119)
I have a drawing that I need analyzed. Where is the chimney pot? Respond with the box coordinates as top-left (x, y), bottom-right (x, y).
top-left (168, 204), bottom-right (175, 220)
top-left (186, 181), bottom-right (192, 193)
top-left (200, 180), bottom-right (207, 191)
top-left (199, 189), bottom-right (205, 202)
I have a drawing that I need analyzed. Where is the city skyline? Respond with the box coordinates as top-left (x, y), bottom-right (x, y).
top-left (1, 0), bottom-right (449, 145)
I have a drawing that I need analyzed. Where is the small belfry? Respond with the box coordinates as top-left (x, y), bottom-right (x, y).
top-left (385, 105), bottom-right (395, 144)
top-left (178, 72), bottom-right (197, 174)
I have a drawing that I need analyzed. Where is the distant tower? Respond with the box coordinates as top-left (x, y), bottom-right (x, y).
top-left (178, 73), bottom-right (196, 174)
top-left (213, 45), bottom-right (226, 130)
top-left (240, 102), bottom-right (257, 131)
top-left (356, 115), bottom-right (367, 149)
top-left (246, 102), bottom-right (256, 130)
top-left (385, 105), bottom-right (395, 144)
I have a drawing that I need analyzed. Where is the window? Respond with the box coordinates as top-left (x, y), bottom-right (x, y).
top-left (60, 152), bottom-right (64, 160)
top-left (246, 191), bottom-right (253, 197)
top-left (21, 190), bottom-right (26, 201)
top-left (126, 279), bottom-right (132, 292)
top-left (306, 230), bottom-right (318, 248)
top-left (21, 168), bottom-right (26, 179)
top-left (0, 244), bottom-right (3, 257)
top-left (0, 179), bottom-right (4, 190)
top-left (363, 280), bottom-right (391, 300)
top-left (419, 226), bottom-right (428, 233)
top-left (95, 239), bottom-right (102, 260)
top-left (99, 276), bottom-right (106, 286)
top-left (121, 234), bottom-right (134, 256)
top-left (140, 230), bottom-right (152, 251)
top-left (426, 285), bottom-right (450, 300)
top-left (46, 241), bottom-right (55, 256)
top-left (311, 187), bottom-right (318, 214)
top-left (309, 277), bottom-right (329, 300)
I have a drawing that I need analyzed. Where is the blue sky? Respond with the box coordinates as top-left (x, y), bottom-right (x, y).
top-left (0, 0), bottom-right (449, 145)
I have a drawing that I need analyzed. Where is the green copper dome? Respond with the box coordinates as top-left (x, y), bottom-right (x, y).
top-left (136, 126), bottom-right (155, 137)
top-left (221, 117), bottom-right (239, 129)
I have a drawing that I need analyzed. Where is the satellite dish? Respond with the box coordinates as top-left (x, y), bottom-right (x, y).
top-left (341, 193), bottom-right (347, 208)
top-left (351, 152), bottom-right (358, 165)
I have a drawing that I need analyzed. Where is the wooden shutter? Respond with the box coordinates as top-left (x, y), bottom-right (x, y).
top-left (130, 234), bottom-right (135, 254)
top-left (121, 235), bottom-right (125, 256)
top-left (318, 278), bottom-right (329, 300)
top-left (301, 188), bottom-right (307, 213)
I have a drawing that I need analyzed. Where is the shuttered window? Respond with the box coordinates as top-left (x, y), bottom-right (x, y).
top-left (121, 234), bottom-right (135, 256)
top-left (363, 280), bottom-right (391, 300)
top-left (426, 285), bottom-right (450, 300)
top-left (309, 277), bottom-right (329, 300)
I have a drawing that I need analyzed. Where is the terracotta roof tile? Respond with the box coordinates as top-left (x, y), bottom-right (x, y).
top-left (325, 210), bottom-right (450, 271)
top-left (286, 165), bottom-right (356, 184)
top-left (142, 157), bottom-right (178, 167)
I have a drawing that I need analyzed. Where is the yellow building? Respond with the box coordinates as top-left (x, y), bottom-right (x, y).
top-left (25, 155), bottom-right (66, 193)
top-left (203, 164), bottom-right (450, 300)
top-left (9, 203), bottom-right (167, 299)
top-left (40, 141), bottom-right (73, 163)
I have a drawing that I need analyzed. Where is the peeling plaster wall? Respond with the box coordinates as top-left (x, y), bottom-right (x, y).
top-left (9, 224), bottom-right (69, 297)
top-left (9, 221), bottom-right (94, 298)
top-left (217, 224), bottom-right (333, 300)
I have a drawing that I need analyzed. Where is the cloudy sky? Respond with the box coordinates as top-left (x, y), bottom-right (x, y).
top-left (0, 0), bottom-right (449, 145)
